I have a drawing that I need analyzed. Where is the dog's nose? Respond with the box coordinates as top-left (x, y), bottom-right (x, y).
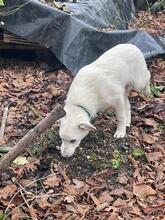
top-left (61, 148), bottom-right (71, 158)
top-left (61, 152), bottom-right (71, 158)
top-left (61, 144), bottom-right (75, 158)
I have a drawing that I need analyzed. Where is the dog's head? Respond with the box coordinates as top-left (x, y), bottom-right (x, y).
top-left (59, 106), bottom-right (96, 157)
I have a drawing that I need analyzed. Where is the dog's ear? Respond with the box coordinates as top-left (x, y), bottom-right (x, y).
top-left (79, 122), bottom-right (96, 131)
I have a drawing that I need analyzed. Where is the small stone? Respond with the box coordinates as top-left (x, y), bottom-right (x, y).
top-left (119, 143), bottom-right (128, 150)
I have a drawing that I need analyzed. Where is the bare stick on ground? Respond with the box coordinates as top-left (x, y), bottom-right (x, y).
top-left (0, 106), bottom-right (9, 142)
top-left (0, 104), bottom-right (65, 175)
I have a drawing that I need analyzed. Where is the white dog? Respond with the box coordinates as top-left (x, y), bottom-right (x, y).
top-left (59, 44), bottom-right (150, 157)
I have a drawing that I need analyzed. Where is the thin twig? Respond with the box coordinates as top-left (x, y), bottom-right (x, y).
top-left (0, 106), bottom-right (8, 141)
top-left (5, 173), bottom-right (65, 215)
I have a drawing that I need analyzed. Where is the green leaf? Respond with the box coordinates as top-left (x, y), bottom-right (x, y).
top-left (111, 159), bottom-right (120, 169)
top-left (0, 0), bottom-right (4, 6)
top-left (132, 148), bottom-right (145, 159)
top-left (150, 85), bottom-right (165, 95)
top-left (47, 130), bottom-right (55, 140)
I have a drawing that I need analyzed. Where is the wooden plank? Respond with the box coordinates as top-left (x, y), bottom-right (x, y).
top-left (0, 28), bottom-right (41, 48)
top-left (0, 42), bottom-right (43, 50)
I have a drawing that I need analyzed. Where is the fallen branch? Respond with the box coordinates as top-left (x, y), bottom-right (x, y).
top-left (0, 104), bottom-right (65, 175)
top-left (0, 106), bottom-right (9, 142)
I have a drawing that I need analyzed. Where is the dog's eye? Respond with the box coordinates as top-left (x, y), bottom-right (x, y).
top-left (70, 139), bottom-right (76, 143)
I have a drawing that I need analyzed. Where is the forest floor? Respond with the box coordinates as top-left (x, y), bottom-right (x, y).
top-left (0, 10), bottom-right (165, 220)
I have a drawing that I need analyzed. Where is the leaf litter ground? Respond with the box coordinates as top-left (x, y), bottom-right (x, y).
top-left (0, 10), bottom-right (165, 220)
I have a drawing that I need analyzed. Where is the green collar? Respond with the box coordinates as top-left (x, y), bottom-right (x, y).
top-left (75, 104), bottom-right (91, 119)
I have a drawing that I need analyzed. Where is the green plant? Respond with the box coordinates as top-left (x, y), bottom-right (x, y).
top-left (146, 0), bottom-right (152, 10)
top-left (150, 85), bottom-right (165, 96)
top-left (0, 0), bottom-right (4, 6)
top-left (132, 148), bottom-right (145, 159)
top-left (111, 159), bottom-right (120, 169)
top-left (111, 150), bottom-right (122, 169)
top-left (0, 214), bottom-right (6, 220)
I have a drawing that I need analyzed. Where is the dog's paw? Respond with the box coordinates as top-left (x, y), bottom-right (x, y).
top-left (114, 130), bottom-right (126, 138)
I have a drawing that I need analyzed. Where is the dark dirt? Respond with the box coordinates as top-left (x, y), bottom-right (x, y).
top-left (30, 112), bottom-right (143, 181)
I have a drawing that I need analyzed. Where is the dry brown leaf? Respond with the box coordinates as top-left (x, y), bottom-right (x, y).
top-left (64, 195), bottom-right (75, 203)
top-left (48, 85), bottom-right (61, 97)
top-left (108, 212), bottom-right (119, 220)
top-left (99, 191), bottom-right (114, 204)
top-left (109, 187), bottom-right (125, 196)
top-left (133, 184), bottom-right (157, 199)
top-left (0, 184), bottom-right (17, 199)
top-left (13, 160), bottom-right (39, 177)
top-left (127, 155), bottom-right (140, 168)
top-left (43, 175), bottom-right (61, 187)
top-left (37, 195), bottom-right (51, 209)
top-left (12, 76), bottom-right (33, 89)
top-left (11, 208), bottom-right (27, 220)
top-left (105, 206), bottom-right (118, 212)
top-left (116, 173), bottom-right (129, 184)
top-left (76, 204), bottom-right (89, 215)
top-left (0, 139), bottom-right (6, 145)
top-left (20, 179), bottom-right (34, 188)
top-left (65, 204), bottom-right (79, 213)
top-left (29, 206), bottom-right (38, 219)
top-left (90, 193), bottom-right (100, 206)
top-left (130, 91), bottom-right (139, 97)
top-left (0, 81), bottom-right (7, 92)
top-left (112, 198), bottom-right (127, 207)
top-left (24, 160), bottom-right (39, 172)
top-left (143, 197), bottom-right (165, 212)
top-left (143, 118), bottom-right (156, 127)
top-left (143, 205), bottom-right (165, 215)
top-left (72, 178), bottom-right (85, 189)
top-left (96, 201), bottom-right (109, 212)
top-left (146, 151), bottom-right (163, 162)
top-left (156, 93), bottom-right (165, 98)
top-left (64, 184), bottom-right (80, 196)
top-left (156, 144), bottom-right (165, 154)
top-left (7, 108), bottom-right (21, 125)
top-left (0, 198), bottom-right (15, 207)
top-left (142, 133), bottom-right (158, 144)
top-left (129, 206), bottom-right (142, 216)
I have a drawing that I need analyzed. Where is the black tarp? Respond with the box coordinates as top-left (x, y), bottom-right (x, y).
top-left (0, 0), bottom-right (164, 74)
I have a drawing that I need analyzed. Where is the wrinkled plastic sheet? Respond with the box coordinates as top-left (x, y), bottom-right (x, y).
top-left (0, 0), bottom-right (164, 74)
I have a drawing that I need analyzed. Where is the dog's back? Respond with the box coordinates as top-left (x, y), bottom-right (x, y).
top-left (66, 44), bottom-right (150, 107)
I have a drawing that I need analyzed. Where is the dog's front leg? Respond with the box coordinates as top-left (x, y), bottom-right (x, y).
top-left (114, 95), bottom-right (127, 138)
